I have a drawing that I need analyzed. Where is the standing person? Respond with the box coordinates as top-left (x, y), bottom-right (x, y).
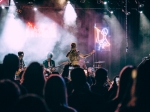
top-left (18, 51), bottom-right (25, 69)
top-left (66, 43), bottom-right (95, 67)
top-left (15, 51), bottom-right (25, 80)
top-left (43, 52), bottom-right (55, 75)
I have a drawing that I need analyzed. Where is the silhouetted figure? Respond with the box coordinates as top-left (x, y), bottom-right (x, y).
top-left (61, 64), bottom-right (73, 95)
top-left (44, 75), bottom-right (76, 112)
top-left (107, 76), bottom-right (119, 101)
top-left (91, 68), bottom-right (109, 95)
top-left (0, 63), bottom-right (3, 79)
top-left (13, 94), bottom-right (50, 112)
top-left (21, 62), bottom-right (45, 97)
top-left (117, 60), bottom-right (150, 112)
top-left (0, 79), bottom-right (20, 112)
top-left (105, 66), bottom-right (135, 112)
top-left (0, 53), bottom-right (27, 95)
top-left (1, 53), bottom-right (19, 79)
top-left (68, 68), bottom-right (105, 112)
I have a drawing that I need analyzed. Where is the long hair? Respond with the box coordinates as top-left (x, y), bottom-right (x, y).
top-left (21, 62), bottom-right (45, 96)
top-left (115, 66), bottom-right (135, 100)
top-left (44, 75), bottom-right (67, 107)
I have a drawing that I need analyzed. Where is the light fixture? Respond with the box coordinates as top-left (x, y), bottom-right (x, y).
top-left (67, 1), bottom-right (70, 4)
top-left (139, 11), bottom-right (143, 13)
top-left (122, 9), bottom-right (131, 15)
top-left (1, 5), bottom-right (5, 9)
top-left (104, 1), bottom-right (107, 5)
top-left (110, 11), bottom-right (113, 14)
top-left (33, 7), bottom-right (37, 11)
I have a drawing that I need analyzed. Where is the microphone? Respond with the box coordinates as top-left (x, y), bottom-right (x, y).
top-left (66, 50), bottom-right (73, 57)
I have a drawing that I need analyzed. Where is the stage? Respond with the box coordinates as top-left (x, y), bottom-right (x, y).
top-left (0, 0), bottom-right (150, 79)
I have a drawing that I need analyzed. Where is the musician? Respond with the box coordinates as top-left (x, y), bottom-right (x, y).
top-left (18, 51), bottom-right (25, 69)
top-left (66, 43), bottom-right (95, 67)
top-left (43, 52), bottom-right (55, 68)
top-left (16, 51), bottom-right (25, 79)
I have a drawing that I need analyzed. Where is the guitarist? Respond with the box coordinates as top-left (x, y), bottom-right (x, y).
top-left (43, 52), bottom-right (55, 75)
top-left (15, 51), bottom-right (25, 79)
top-left (66, 43), bottom-right (95, 67)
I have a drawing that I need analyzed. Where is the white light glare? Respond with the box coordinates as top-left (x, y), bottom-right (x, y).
top-left (67, 1), bottom-right (70, 4)
top-left (104, 2), bottom-right (107, 5)
top-left (139, 11), bottom-right (143, 13)
top-left (110, 11), bottom-right (113, 14)
top-left (139, 4), bottom-right (144, 8)
top-left (33, 7), bottom-right (37, 11)
top-left (1, 5), bottom-right (5, 9)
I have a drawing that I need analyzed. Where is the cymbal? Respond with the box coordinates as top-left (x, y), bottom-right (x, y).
top-left (94, 67), bottom-right (101, 69)
top-left (95, 61), bottom-right (105, 63)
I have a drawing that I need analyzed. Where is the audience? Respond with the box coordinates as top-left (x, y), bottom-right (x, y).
top-left (116, 60), bottom-right (150, 112)
top-left (44, 74), bottom-right (76, 112)
top-left (68, 68), bottom-right (105, 112)
top-left (105, 66), bottom-right (135, 112)
top-left (0, 79), bottom-right (20, 112)
top-left (13, 94), bottom-right (50, 112)
top-left (107, 76), bottom-right (119, 100)
top-left (21, 62), bottom-right (45, 97)
top-left (0, 53), bottom-right (27, 95)
top-left (0, 52), bottom-right (150, 112)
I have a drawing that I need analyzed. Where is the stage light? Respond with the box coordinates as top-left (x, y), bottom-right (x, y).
top-left (110, 11), bottom-right (113, 14)
top-left (122, 9), bottom-right (131, 15)
top-left (67, 1), bottom-right (70, 4)
top-left (139, 4), bottom-right (144, 7)
top-left (33, 7), bottom-right (37, 11)
top-left (139, 11), bottom-right (143, 13)
top-left (104, 1), bottom-right (107, 5)
top-left (1, 5), bottom-right (5, 9)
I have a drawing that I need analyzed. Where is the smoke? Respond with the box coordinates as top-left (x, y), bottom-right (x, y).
top-left (0, 7), bottom-right (77, 66)
top-left (63, 2), bottom-right (77, 26)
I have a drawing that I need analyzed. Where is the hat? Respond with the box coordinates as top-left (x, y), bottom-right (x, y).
top-left (47, 52), bottom-right (53, 59)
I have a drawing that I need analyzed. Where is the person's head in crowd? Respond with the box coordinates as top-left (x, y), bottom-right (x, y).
top-left (71, 68), bottom-right (87, 89)
top-left (128, 60), bottom-right (150, 110)
top-left (116, 66), bottom-right (135, 100)
top-left (62, 64), bottom-right (70, 78)
top-left (0, 79), bottom-right (20, 112)
top-left (13, 94), bottom-right (49, 112)
top-left (2, 53), bottom-right (19, 79)
top-left (44, 75), bottom-right (67, 107)
top-left (21, 62), bottom-right (45, 96)
top-left (95, 68), bottom-right (108, 84)
top-left (18, 51), bottom-right (24, 59)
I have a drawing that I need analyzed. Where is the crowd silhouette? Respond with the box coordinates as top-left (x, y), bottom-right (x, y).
top-left (0, 53), bottom-right (150, 112)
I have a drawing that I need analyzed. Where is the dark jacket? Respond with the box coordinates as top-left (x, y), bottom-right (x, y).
top-left (43, 60), bottom-right (55, 68)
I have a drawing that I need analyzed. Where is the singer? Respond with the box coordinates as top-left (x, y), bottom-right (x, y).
top-left (66, 43), bottom-right (95, 67)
